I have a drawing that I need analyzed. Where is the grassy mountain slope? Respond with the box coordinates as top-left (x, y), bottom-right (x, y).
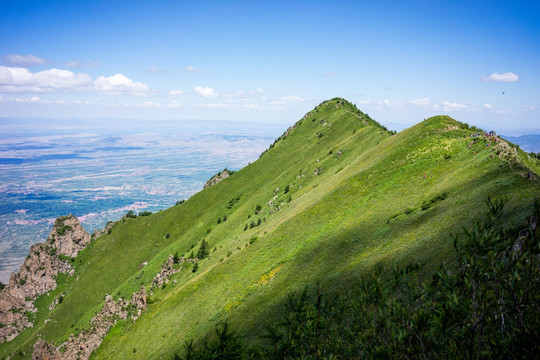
top-left (2, 98), bottom-right (539, 359)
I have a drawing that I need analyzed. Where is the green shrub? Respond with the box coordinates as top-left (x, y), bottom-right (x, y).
top-left (196, 239), bottom-right (209, 260)
top-left (421, 192), bottom-right (448, 210)
top-left (56, 225), bottom-right (72, 236)
top-left (125, 210), bottom-right (137, 219)
top-left (139, 211), bottom-right (152, 217)
top-left (59, 254), bottom-right (73, 262)
top-left (192, 263), bottom-right (199, 273)
top-left (227, 195), bottom-right (242, 209)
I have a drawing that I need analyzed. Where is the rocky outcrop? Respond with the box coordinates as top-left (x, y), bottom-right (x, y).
top-left (152, 255), bottom-right (182, 288)
top-left (0, 215), bottom-right (90, 343)
top-left (32, 287), bottom-right (146, 360)
top-left (52, 215), bottom-right (91, 258)
top-left (204, 169), bottom-right (231, 189)
top-left (92, 219), bottom-right (115, 238)
top-left (32, 339), bottom-right (58, 360)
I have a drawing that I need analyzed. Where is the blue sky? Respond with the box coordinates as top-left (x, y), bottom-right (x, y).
top-left (0, 0), bottom-right (539, 134)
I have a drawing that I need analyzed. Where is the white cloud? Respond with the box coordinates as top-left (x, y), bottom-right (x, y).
top-left (93, 73), bottom-right (149, 94)
top-left (482, 72), bottom-right (519, 82)
top-left (244, 103), bottom-right (261, 110)
top-left (381, 99), bottom-right (404, 109)
top-left (182, 66), bottom-right (200, 73)
top-left (270, 95), bottom-right (309, 106)
top-left (280, 96), bottom-right (304, 102)
top-left (0, 66), bottom-right (33, 85)
top-left (484, 103), bottom-right (494, 110)
top-left (322, 72), bottom-right (336, 77)
top-left (169, 89), bottom-right (184, 96)
top-left (0, 66), bottom-right (92, 92)
top-left (142, 101), bottom-right (160, 108)
top-left (356, 100), bottom-right (372, 105)
top-left (222, 88), bottom-right (264, 98)
top-left (36, 68), bottom-right (92, 89)
top-left (222, 90), bottom-right (246, 98)
top-left (194, 102), bottom-right (230, 109)
top-left (1, 54), bottom-right (47, 67)
top-left (0, 96), bottom-right (74, 105)
top-left (0, 66), bottom-right (149, 95)
top-left (409, 98), bottom-right (431, 108)
top-left (194, 86), bottom-right (218, 98)
top-left (441, 100), bottom-right (468, 111)
top-left (64, 60), bottom-right (100, 68)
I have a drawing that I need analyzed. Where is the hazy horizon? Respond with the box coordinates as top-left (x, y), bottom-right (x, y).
top-left (1, 1), bottom-right (539, 132)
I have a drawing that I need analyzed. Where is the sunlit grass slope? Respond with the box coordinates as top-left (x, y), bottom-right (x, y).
top-left (2, 98), bottom-right (539, 359)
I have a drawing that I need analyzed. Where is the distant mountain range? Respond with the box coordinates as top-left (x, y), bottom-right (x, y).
top-left (504, 134), bottom-right (540, 153)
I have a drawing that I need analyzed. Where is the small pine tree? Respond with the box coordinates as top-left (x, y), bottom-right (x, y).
top-left (192, 263), bottom-right (199, 272)
top-left (173, 252), bottom-right (180, 264)
top-left (244, 224), bottom-right (248, 231)
top-left (197, 239), bottom-right (209, 259)
top-left (223, 215), bottom-right (227, 222)
top-left (217, 217), bottom-right (222, 224)
top-left (250, 221), bottom-right (256, 229)
top-left (257, 218), bottom-right (262, 226)
top-left (255, 204), bottom-right (262, 214)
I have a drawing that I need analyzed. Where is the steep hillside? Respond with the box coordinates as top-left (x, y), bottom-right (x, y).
top-left (1, 98), bottom-right (539, 359)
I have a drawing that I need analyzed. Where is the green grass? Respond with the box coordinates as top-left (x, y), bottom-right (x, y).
top-left (2, 98), bottom-right (539, 359)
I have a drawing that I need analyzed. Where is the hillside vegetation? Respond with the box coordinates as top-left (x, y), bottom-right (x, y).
top-left (1, 98), bottom-right (539, 359)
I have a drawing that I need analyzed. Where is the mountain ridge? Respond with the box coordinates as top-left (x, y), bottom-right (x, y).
top-left (1, 98), bottom-right (539, 359)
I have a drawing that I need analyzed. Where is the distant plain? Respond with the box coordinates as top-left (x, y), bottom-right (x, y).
top-left (0, 118), bottom-right (284, 282)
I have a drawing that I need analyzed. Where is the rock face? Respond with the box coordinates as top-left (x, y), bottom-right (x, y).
top-left (0, 215), bottom-right (90, 343)
top-left (32, 339), bottom-right (58, 360)
top-left (204, 169), bottom-right (231, 189)
top-left (32, 287), bottom-right (146, 360)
